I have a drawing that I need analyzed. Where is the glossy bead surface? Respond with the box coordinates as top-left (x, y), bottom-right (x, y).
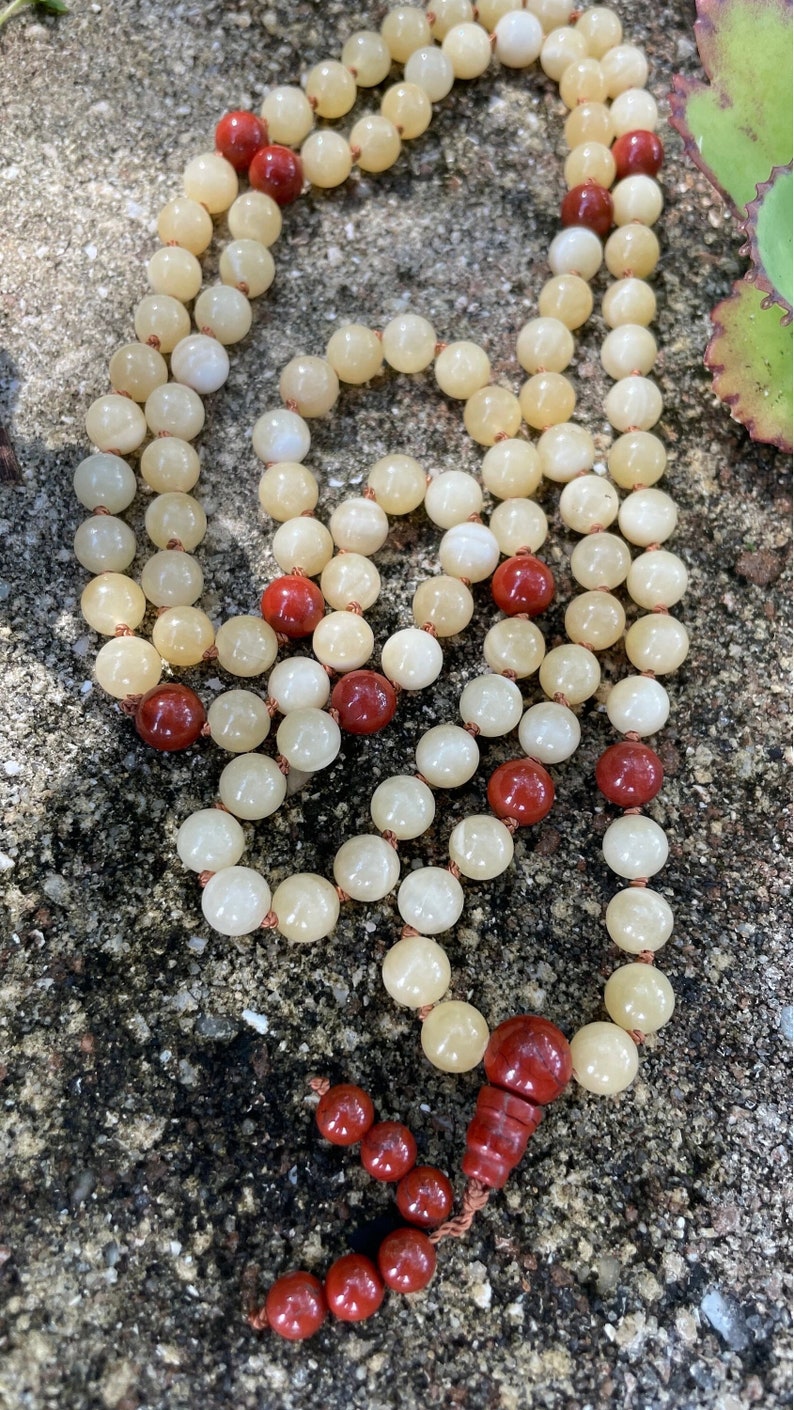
top-left (538, 643), bottom-right (601, 704)
top-left (484, 1015), bottom-right (572, 1104)
top-left (462, 1084), bottom-right (543, 1189)
top-left (612, 128), bottom-right (664, 180)
top-left (201, 866), bottom-right (272, 936)
top-left (333, 834), bottom-right (400, 902)
top-left (606, 886), bottom-right (674, 954)
top-left (487, 758), bottom-right (555, 825)
top-left (207, 690), bottom-right (271, 753)
top-left (331, 671), bottom-right (397, 735)
top-left (276, 707), bottom-right (341, 771)
top-left (265, 1271), bottom-right (327, 1341)
top-left (315, 1083), bottom-right (375, 1146)
top-left (215, 109), bottom-right (268, 172)
top-left (595, 741), bottom-right (664, 806)
top-left (378, 1228), bottom-right (437, 1293)
top-left (268, 657), bottom-right (330, 713)
top-left (382, 934), bottom-right (450, 1008)
top-left (218, 753), bottom-right (287, 820)
top-left (271, 873), bottom-right (340, 944)
top-left (518, 702), bottom-right (581, 765)
top-left (360, 1121), bottom-right (417, 1182)
top-left (397, 867), bottom-right (464, 935)
top-left (94, 637), bottom-right (161, 699)
top-left (325, 1255), bottom-right (385, 1323)
top-left (492, 555), bottom-right (555, 617)
top-left (260, 575), bottom-right (324, 638)
top-left (561, 183), bottom-right (613, 237)
top-left (570, 1021), bottom-right (638, 1094)
top-left (604, 962), bottom-right (675, 1034)
top-left (483, 618), bottom-right (545, 679)
top-left (135, 683), bottom-right (206, 751)
top-left (459, 673), bottom-right (523, 738)
top-left (421, 1000), bottom-right (490, 1073)
top-left (602, 814), bottom-right (669, 879)
top-left (396, 1166), bottom-right (454, 1229)
top-left (249, 144), bottom-right (304, 205)
top-left (448, 814), bottom-right (514, 881)
top-left (370, 775), bottom-right (436, 840)
top-left (415, 722), bottom-right (480, 790)
top-left (81, 572), bottom-right (146, 636)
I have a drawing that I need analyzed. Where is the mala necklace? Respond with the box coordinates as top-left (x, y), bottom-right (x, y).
top-left (71, 0), bottom-right (687, 1338)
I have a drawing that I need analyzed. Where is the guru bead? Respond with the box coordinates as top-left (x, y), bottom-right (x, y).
top-left (134, 683), bottom-right (207, 751)
top-left (264, 1270), bottom-right (327, 1340)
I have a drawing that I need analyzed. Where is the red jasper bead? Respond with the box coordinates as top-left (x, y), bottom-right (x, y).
top-left (325, 1253), bottom-right (385, 1322)
top-left (595, 741), bottom-right (664, 807)
top-left (265, 1270), bottom-right (327, 1340)
top-left (491, 554), bottom-right (555, 617)
top-left (215, 110), bottom-right (268, 173)
top-left (360, 1121), bottom-right (417, 1182)
top-left (561, 182), bottom-right (614, 238)
top-left (378, 1228), bottom-right (437, 1293)
top-left (484, 1015), bottom-right (573, 1105)
top-left (395, 1165), bottom-right (454, 1229)
top-left (260, 575), bottom-right (324, 638)
top-left (249, 144), bottom-right (304, 206)
top-left (134, 683), bottom-right (206, 751)
top-left (315, 1083), bottom-right (375, 1146)
top-left (330, 671), bottom-right (398, 735)
top-left (462, 1085), bottom-right (543, 1189)
top-left (612, 129), bottom-right (664, 180)
top-left (487, 758), bottom-right (555, 826)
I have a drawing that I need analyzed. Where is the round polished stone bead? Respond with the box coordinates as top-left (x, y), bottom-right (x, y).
top-left (561, 182), bottom-right (613, 237)
top-left (330, 671), bottom-right (397, 735)
top-left (260, 575), bottom-right (324, 638)
top-left (595, 741), bottom-right (664, 806)
top-left (315, 1083), bottom-right (375, 1146)
top-left (215, 109), bottom-right (268, 172)
top-left (378, 1228), bottom-right (437, 1293)
top-left (265, 1270), bottom-right (327, 1341)
top-left (483, 1014), bottom-right (573, 1104)
top-left (612, 129), bottom-right (664, 180)
top-left (487, 758), bottom-right (555, 826)
top-left (396, 1165), bottom-right (454, 1229)
top-left (325, 1254), bottom-right (385, 1323)
top-left (249, 144), bottom-right (304, 205)
top-left (360, 1121), bottom-right (417, 1182)
top-left (134, 683), bottom-right (206, 751)
top-left (491, 555), bottom-right (555, 617)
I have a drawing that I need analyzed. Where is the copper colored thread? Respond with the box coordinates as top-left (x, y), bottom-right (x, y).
top-left (652, 604), bottom-right (670, 614)
top-left (119, 694), bottom-right (142, 716)
top-left (276, 754), bottom-right (291, 776)
top-left (265, 696), bottom-right (280, 717)
top-left (646, 542), bottom-right (661, 552)
top-left (202, 645), bottom-right (219, 661)
top-left (623, 730), bottom-right (641, 742)
top-left (291, 564), bottom-right (308, 576)
top-left (346, 601), bottom-right (363, 615)
top-left (260, 910), bottom-right (279, 929)
top-left (629, 1029), bottom-right (646, 1046)
top-left (328, 707), bottom-right (341, 725)
top-left (362, 485), bottom-right (377, 501)
top-left (587, 523), bottom-right (604, 535)
top-left (463, 721), bottom-right (480, 737)
top-left (553, 692), bottom-right (571, 709)
top-left (447, 860), bottom-right (461, 880)
top-left (248, 1306), bottom-right (268, 1332)
top-left (146, 334), bottom-right (161, 350)
top-left (421, 622), bottom-right (438, 637)
top-left (166, 537), bottom-right (185, 552)
top-left (237, 281), bottom-right (250, 297)
top-left (336, 886), bottom-right (350, 903)
top-left (623, 806), bottom-right (643, 815)
top-left (416, 1005), bottom-right (434, 1022)
top-left (401, 924), bottom-right (420, 939)
top-left (276, 633), bottom-right (291, 649)
top-left (630, 877), bottom-right (649, 887)
top-left (493, 431), bottom-right (508, 443)
top-left (156, 429), bottom-right (173, 438)
top-left (501, 669), bottom-right (518, 681)
top-left (114, 623), bottom-right (135, 638)
top-left (284, 398), bottom-right (299, 413)
top-left (503, 817), bottom-right (519, 835)
top-left (198, 870), bottom-right (215, 888)
top-left (309, 1075), bottom-right (331, 1096)
top-left (466, 512), bottom-right (483, 523)
top-left (214, 801), bottom-right (230, 812)
top-left (637, 950), bottom-right (656, 965)
top-left (429, 1179), bottom-right (490, 1245)
top-left (381, 830), bottom-right (399, 849)
top-left (414, 772), bottom-right (429, 787)
top-left (350, 144), bottom-right (362, 161)
top-left (92, 504), bottom-right (111, 515)
top-left (200, 722), bottom-right (212, 737)
top-left (640, 669), bottom-right (657, 679)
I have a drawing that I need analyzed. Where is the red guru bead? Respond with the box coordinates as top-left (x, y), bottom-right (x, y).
top-left (595, 741), bottom-right (664, 807)
top-left (260, 574), bottom-right (325, 638)
top-left (395, 1165), bottom-right (454, 1229)
top-left (249, 144), bottom-right (304, 206)
top-left (264, 1270), bottom-right (327, 1340)
top-left (487, 758), bottom-right (555, 826)
top-left (330, 671), bottom-right (398, 735)
top-left (491, 554), bottom-right (555, 617)
top-left (612, 129), bottom-right (664, 180)
top-left (315, 1083), bottom-right (375, 1146)
top-left (483, 1015), bottom-right (573, 1105)
top-left (560, 182), bottom-right (614, 237)
top-left (214, 110), bottom-right (268, 173)
top-left (462, 1085), bottom-right (544, 1189)
top-left (377, 1227), bottom-right (437, 1293)
top-left (324, 1253), bottom-right (385, 1322)
top-left (360, 1121), bottom-right (417, 1182)
top-left (134, 682), bottom-right (206, 751)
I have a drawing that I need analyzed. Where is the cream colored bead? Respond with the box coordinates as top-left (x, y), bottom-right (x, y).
top-left (219, 239), bottom-right (275, 299)
top-left (575, 6), bottom-right (623, 57)
top-left (627, 550), bottom-right (689, 610)
top-left (371, 774), bottom-right (436, 839)
top-left (381, 314), bottom-right (436, 373)
top-left (381, 80), bottom-right (434, 139)
top-left (570, 1021), bottom-right (638, 1094)
top-left (267, 657), bottom-right (330, 714)
top-left (603, 814), bottom-right (668, 879)
top-left (415, 724), bottom-right (480, 788)
top-left (605, 962), bottom-right (675, 1034)
top-left (145, 383), bottom-right (205, 441)
top-left (207, 690), bottom-right (271, 752)
top-left (563, 142), bottom-right (616, 192)
top-left (538, 274), bottom-right (593, 329)
top-left (398, 867), bottom-right (465, 935)
top-left (429, 0), bottom-right (474, 39)
top-left (201, 867), bottom-right (272, 937)
top-left (442, 22), bottom-right (492, 79)
top-left (606, 675), bottom-right (670, 736)
top-left (608, 431), bottom-right (666, 489)
top-left (610, 86), bottom-right (659, 136)
top-left (350, 115), bottom-right (402, 173)
top-left (625, 614), bottom-right (689, 675)
top-left (559, 57), bottom-right (607, 108)
top-left (152, 606), bottom-right (215, 666)
top-left (134, 293), bottom-right (191, 354)
top-left (81, 573), bottom-right (146, 636)
top-left (493, 10), bottom-right (544, 68)
top-left (424, 471), bottom-right (483, 528)
top-left (464, 385), bottom-right (522, 445)
top-left (434, 341), bottom-right (491, 400)
top-left (548, 225), bottom-right (604, 280)
top-left (382, 934), bottom-right (450, 1008)
top-left (516, 317), bottom-right (574, 374)
top-left (145, 492), bottom-right (206, 551)
top-left (570, 532), bottom-right (631, 590)
top-left (559, 475), bottom-right (619, 533)
top-left (563, 100), bottom-right (613, 148)
top-left (606, 886), bottom-right (673, 954)
top-left (618, 488), bottom-right (678, 546)
top-left (565, 591), bottom-right (625, 649)
top-left (193, 286), bottom-right (252, 346)
top-left (215, 616), bottom-right (278, 677)
top-left (483, 618), bottom-right (545, 678)
top-left (85, 394), bottom-right (147, 454)
top-left (600, 325), bottom-right (657, 380)
top-left (333, 835), bottom-right (400, 901)
top-left (219, 753), bottom-right (288, 820)
top-left (252, 408), bottom-right (311, 464)
top-left (367, 453), bottom-right (427, 513)
top-left (481, 438), bottom-right (543, 499)
top-left (177, 808), bottom-right (245, 872)
top-left (305, 60), bottom-right (357, 119)
top-left (140, 438), bottom-right (200, 494)
top-left (312, 611), bottom-right (375, 672)
top-left (421, 1001), bottom-right (489, 1073)
top-left (342, 29), bottom-right (392, 86)
top-left (489, 499), bottom-right (548, 554)
top-left (272, 517), bottom-right (333, 575)
top-left (438, 521), bottom-right (500, 582)
top-left (600, 42), bottom-right (648, 97)
top-left (459, 673), bottom-right (523, 737)
top-left (258, 462), bottom-right (318, 521)
top-left (261, 85), bottom-right (314, 146)
top-left (381, 627), bottom-right (443, 689)
top-left (538, 424), bottom-right (595, 481)
top-left (74, 516), bottom-right (136, 574)
top-left (449, 814), bottom-right (514, 880)
top-left (183, 151), bottom-right (237, 212)
top-left (147, 246), bottom-right (202, 302)
top-left (612, 175), bottom-right (664, 228)
top-left (540, 25), bottom-right (587, 80)
top-left (604, 225), bottom-right (660, 280)
top-left (412, 576), bottom-right (474, 636)
top-left (404, 46), bottom-right (455, 101)
top-left (157, 196), bottom-right (214, 255)
top-left (321, 553), bottom-right (381, 611)
top-left (271, 873), bottom-right (340, 944)
top-left (279, 356), bottom-right (339, 418)
top-left (519, 372), bottom-right (576, 429)
top-left (74, 452), bottom-right (137, 513)
top-left (539, 643), bottom-right (600, 703)
top-left (381, 5), bottom-right (433, 62)
top-left (228, 189), bottom-right (283, 246)
top-left (169, 335), bottom-right (230, 395)
top-left (602, 278), bottom-right (657, 328)
top-left (140, 550), bottom-right (203, 607)
top-left (327, 324), bottom-right (384, 384)
top-left (329, 498), bottom-right (389, 555)
top-left (605, 376), bottom-right (662, 432)
top-left (531, 3), bottom-right (581, 39)
top-left (109, 343), bottom-right (168, 402)
top-left (301, 130), bottom-right (354, 189)
top-left (95, 636), bottom-right (161, 698)
top-left (276, 707), bottom-right (341, 771)
top-left (478, 0), bottom-right (524, 28)
top-left (518, 701), bottom-right (581, 763)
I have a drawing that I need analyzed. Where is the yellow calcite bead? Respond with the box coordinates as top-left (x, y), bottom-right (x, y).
top-left (605, 963), bottom-right (675, 1034)
top-left (351, 115), bottom-right (403, 173)
top-left (434, 341), bottom-right (491, 400)
top-left (147, 246), bottom-right (202, 302)
top-left (559, 57), bottom-right (607, 109)
top-left (272, 517), bottom-right (333, 576)
top-left (600, 42), bottom-right (648, 97)
top-left (140, 550), bottom-right (204, 607)
top-left (493, 9), bottom-right (544, 68)
top-left (367, 453), bottom-right (427, 513)
top-left (74, 453), bottom-right (137, 513)
top-left (258, 462), bottom-right (318, 521)
top-left (420, 1001), bottom-right (490, 1073)
top-left (260, 86), bottom-right (315, 147)
top-left (602, 815), bottom-right (668, 880)
top-left (539, 643), bottom-right (600, 703)
top-left (602, 278), bottom-right (657, 328)
top-left (201, 867), bottom-right (272, 937)
top-left (333, 835), bottom-right (400, 902)
top-left (564, 140), bottom-right (616, 190)
top-left (481, 438), bottom-right (542, 499)
top-left (442, 21), bottom-right (492, 79)
top-left (207, 689), bottom-right (271, 752)
top-left (608, 430), bottom-right (667, 489)
top-left (227, 189), bottom-right (283, 246)
top-left (382, 934), bottom-right (451, 1008)
top-left (516, 316), bottom-right (574, 374)
top-left (152, 606), bottom-right (215, 666)
top-left (559, 474), bottom-right (619, 533)
top-left (570, 532), bottom-right (631, 590)
top-left (267, 658), bottom-right (330, 713)
top-left (157, 196), bottom-right (213, 255)
top-left (341, 30), bottom-right (392, 86)
top-left (183, 152), bottom-right (238, 213)
top-left (489, 497), bottom-right (547, 554)
top-left (145, 492), bottom-right (206, 551)
top-left (604, 225), bottom-right (660, 280)
top-left (564, 100), bottom-right (613, 149)
top-left (412, 576), bottom-right (474, 636)
top-left (370, 774), bottom-right (435, 838)
top-left (404, 46), bottom-right (455, 101)
top-left (548, 226), bottom-right (603, 281)
top-left (305, 60), bottom-right (357, 119)
top-left (605, 376), bottom-right (663, 433)
top-left (271, 873), bottom-right (340, 944)
top-left (381, 6), bottom-right (432, 62)
top-left (329, 498), bottom-right (389, 555)
top-left (85, 394), bottom-right (147, 454)
top-left (570, 1022), bottom-right (638, 1094)
top-left (429, 0), bottom-right (474, 40)
top-left (627, 550), bottom-right (688, 610)
top-left (109, 343), bottom-right (168, 402)
top-left (279, 356), bottom-right (339, 417)
top-left (575, 6), bottom-right (623, 57)
top-left (74, 515), bottom-right (136, 574)
top-left (276, 708), bottom-right (341, 770)
top-left (479, 0), bottom-right (525, 28)
top-left (606, 887), bottom-right (673, 954)
top-left (600, 325), bottom-right (658, 379)
top-left (94, 636), bottom-right (161, 698)
top-left (625, 614), bottom-right (689, 674)
top-left (483, 617), bottom-right (545, 678)
top-left (424, 471), bottom-right (483, 528)
top-left (538, 423), bottom-right (595, 481)
top-left (381, 82), bottom-right (433, 139)
top-left (300, 130), bottom-right (353, 189)
top-left (381, 314), bottom-right (436, 372)
top-left (218, 753), bottom-right (288, 820)
top-left (458, 674), bottom-right (523, 737)
top-left (464, 385), bottom-right (522, 445)
top-left (134, 294), bottom-right (191, 353)
top-left (145, 383), bottom-right (205, 441)
top-left (214, 616), bottom-right (278, 677)
top-left (140, 438), bottom-right (200, 494)
top-left (312, 610), bottom-right (375, 671)
top-left (219, 239), bottom-right (275, 298)
top-left (81, 573), bottom-right (146, 635)
top-left (540, 25), bottom-right (587, 81)
top-left (381, 627), bottom-right (443, 689)
top-left (538, 274), bottom-right (593, 329)
top-left (448, 814), bottom-right (514, 880)
top-left (564, 590), bottom-right (625, 649)
top-left (321, 553), bottom-right (381, 611)
top-left (519, 372), bottom-right (576, 429)
top-left (438, 522), bottom-right (500, 581)
top-left (610, 86), bottom-right (659, 136)
top-left (612, 175), bottom-right (664, 228)
top-left (326, 323), bottom-right (384, 385)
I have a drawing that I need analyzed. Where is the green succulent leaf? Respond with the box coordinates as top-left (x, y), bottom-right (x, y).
top-left (742, 164), bottom-right (794, 319)
top-left (705, 279), bottom-right (793, 452)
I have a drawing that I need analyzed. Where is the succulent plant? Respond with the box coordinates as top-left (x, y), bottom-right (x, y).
top-left (671, 0), bottom-right (793, 453)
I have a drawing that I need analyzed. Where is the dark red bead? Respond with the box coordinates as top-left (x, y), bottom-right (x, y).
top-left (484, 1015), bottom-right (573, 1105)
top-left (395, 1165), bottom-right (454, 1229)
top-left (330, 671), bottom-right (398, 735)
top-left (134, 683), bottom-right (206, 751)
top-left (487, 758), bottom-right (555, 826)
top-left (377, 1228), bottom-right (437, 1293)
top-left (260, 575), bottom-right (324, 638)
top-left (612, 129), bottom-right (664, 180)
top-left (325, 1253), bottom-right (385, 1322)
top-left (315, 1083), bottom-right (375, 1146)
top-left (561, 182), bottom-right (613, 238)
top-left (491, 555), bottom-right (555, 617)
top-left (249, 144), bottom-right (304, 206)
top-left (265, 1270), bottom-right (327, 1340)
top-left (462, 1084), bottom-right (543, 1189)
top-left (360, 1121), bottom-right (417, 1182)
top-left (215, 110), bottom-right (268, 173)
top-left (595, 741), bottom-right (664, 807)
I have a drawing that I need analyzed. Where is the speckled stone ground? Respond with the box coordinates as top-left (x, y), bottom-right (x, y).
top-left (0, 2), bottom-right (791, 1408)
